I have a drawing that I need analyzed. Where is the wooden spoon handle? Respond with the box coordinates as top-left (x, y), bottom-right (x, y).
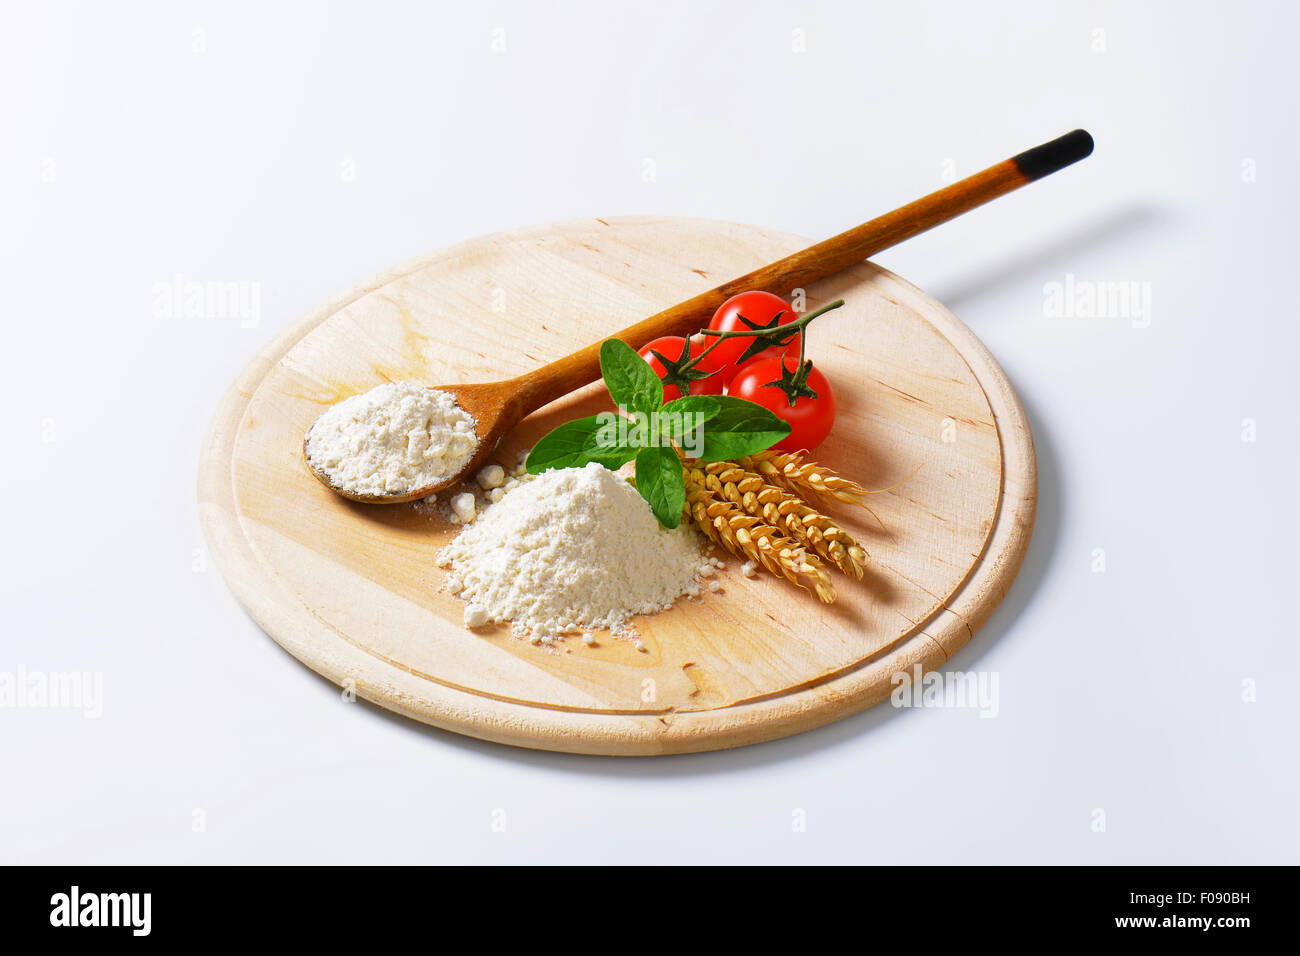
top-left (516, 130), bottom-right (1093, 411)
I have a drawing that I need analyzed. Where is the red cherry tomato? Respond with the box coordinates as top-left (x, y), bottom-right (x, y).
top-left (727, 355), bottom-right (835, 452)
top-left (700, 291), bottom-right (802, 386)
top-left (638, 335), bottom-right (726, 401)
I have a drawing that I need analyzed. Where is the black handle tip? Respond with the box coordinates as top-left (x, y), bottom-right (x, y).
top-left (1012, 129), bottom-right (1094, 181)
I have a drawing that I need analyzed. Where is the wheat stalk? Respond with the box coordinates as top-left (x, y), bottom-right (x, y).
top-left (689, 462), bottom-right (869, 581)
top-left (682, 475), bottom-right (836, 604)
top-left (738, 450), bottom-right (878, 506)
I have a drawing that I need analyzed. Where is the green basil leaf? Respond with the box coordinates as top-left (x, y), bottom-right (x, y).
top-left (634, 445), bottom-right (685, 529)
top-left (581, 427), bottom-right (640, 469)
top-left (526, 416), bottom-right (608, 473)
top-left (660, 395), bottom-right (722, 428)
top-left (658, 395), bottom-right (720, 458)
top-left (600, 338), bottom-right (663, 416)
top-left (694, 395), bottom-right (791, 461)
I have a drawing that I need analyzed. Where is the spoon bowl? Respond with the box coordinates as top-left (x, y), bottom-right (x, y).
top-left (303, 381), bottom-right (527, 504)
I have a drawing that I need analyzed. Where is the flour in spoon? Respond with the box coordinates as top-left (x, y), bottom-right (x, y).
top-left (437, 462), bottom-right (713, 641)
top-left (306, 383), bottom-right (478, 496)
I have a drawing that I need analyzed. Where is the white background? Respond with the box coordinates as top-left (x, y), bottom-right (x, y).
top-left (3, 0), bottom-right (1297, 864)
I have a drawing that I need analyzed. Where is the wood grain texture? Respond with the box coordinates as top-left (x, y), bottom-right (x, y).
top-left (198, 217), bottom-right (1036, 755)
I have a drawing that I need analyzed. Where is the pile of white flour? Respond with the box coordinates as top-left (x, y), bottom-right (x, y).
top-left (305, 383), bottom-right (478, 496)
top-left (437, 462), bottom-right (712, 640)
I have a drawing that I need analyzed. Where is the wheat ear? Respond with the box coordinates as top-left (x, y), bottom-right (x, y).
top-left (682, 477), bottom-right (836, 604)
top-left (691, 462), bottom-right (869, 581)
top-left (737, 450), bottom-right (882, 505)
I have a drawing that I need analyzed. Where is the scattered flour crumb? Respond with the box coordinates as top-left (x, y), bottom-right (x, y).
top-left (450, 492), bottom-right (476, 523)
top-left (476, 464), bottom-right (505, 489)
top-left (416, 452), bottom-right (536, 525)
top-left (741, 560), bottom-right (759, 578)
top-left (463, 603), bottom-right (490, 629)
top-left (413, 493), bottom-right (441, 516)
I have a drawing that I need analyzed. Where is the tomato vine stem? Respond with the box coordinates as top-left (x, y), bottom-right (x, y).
top-left (684, 298), bottom-right (844, 375)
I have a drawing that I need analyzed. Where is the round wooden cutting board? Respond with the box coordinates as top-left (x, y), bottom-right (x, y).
top-left (198, 217), bottom-right (1035, 755)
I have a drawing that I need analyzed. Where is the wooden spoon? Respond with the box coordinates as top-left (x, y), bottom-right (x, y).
top-left (306, 130), bottom-right (1093, 503)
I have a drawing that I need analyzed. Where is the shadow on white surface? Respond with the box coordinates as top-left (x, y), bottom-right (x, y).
top-left (930, 203), bottom-right (1172, 308)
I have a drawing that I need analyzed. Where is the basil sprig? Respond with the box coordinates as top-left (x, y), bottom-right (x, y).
top-left (526, 339), bottom-right (790, 527)
top-left (693, 394), bottom-right (792, 460)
